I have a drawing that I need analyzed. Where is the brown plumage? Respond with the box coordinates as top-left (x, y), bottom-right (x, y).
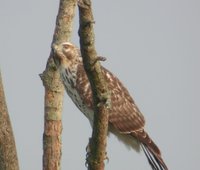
top-left (53, 42), bottom-right (168, 170)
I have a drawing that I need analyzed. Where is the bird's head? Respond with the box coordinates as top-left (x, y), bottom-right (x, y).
top-left (53, 42), bottom-right (82, 69)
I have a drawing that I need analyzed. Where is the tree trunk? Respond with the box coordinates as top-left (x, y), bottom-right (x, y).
top-left (0, 71), bottom-right (19, 170)
top-left (40, 0), bottom-right (77, 170)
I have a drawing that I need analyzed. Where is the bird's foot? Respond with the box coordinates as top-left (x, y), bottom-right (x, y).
top-left (85, 138), bottom-right (92, 167)
top-left (85, 138), bottom-right (109, 167)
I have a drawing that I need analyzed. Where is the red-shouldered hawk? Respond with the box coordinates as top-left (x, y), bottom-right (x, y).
top-left (53, 42), bottom-right (168, 170)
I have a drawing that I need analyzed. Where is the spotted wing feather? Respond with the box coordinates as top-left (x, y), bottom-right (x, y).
top-left (76, 64), bottom-right (145, 132)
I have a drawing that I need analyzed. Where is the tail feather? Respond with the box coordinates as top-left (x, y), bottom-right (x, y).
top-left (141, 144), bottom-right (167, 170)
top-left (131, 130), bottom-right (168, 170)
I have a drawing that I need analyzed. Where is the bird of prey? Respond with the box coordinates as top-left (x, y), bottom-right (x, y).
top-left (53, 42), bottom-right (168, 170)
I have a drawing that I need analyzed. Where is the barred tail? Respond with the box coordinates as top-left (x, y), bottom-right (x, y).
top-left (131, 130), bottom-right (168, 170)
top-left (141, 143), bottom-right (168, 170)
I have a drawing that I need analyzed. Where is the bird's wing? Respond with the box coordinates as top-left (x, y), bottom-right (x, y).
top-left (76, 65), bottom-right (168, 170)
top-left (103, 68), bottom-right (168, 169)
top-left (76, 64), bottom-right (145, 132)
top-left (102, 67), bottom-right (146, 133)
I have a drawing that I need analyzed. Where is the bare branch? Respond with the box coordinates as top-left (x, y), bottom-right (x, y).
top-left (78, 0), bottom-right (111, 170)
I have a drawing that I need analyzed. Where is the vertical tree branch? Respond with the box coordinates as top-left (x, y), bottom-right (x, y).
top-left (40, 0), bottom-right (76, 170)
top-left (78, 0), bottom-right (111, 170)
top-left (0, 71), bottom-right (19, 170)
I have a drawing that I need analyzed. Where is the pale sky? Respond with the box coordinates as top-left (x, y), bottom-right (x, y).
top-left (0, 0), bottom-right (200, 170)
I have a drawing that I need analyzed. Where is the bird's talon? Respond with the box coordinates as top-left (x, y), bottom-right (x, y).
top-left (85, 138), bottom-right (92, 167)
top-left (104, 151), bottom-right (109, 164)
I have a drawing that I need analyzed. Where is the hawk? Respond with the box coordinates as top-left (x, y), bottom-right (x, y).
top-left (53, 42), bottom-right (168, 170)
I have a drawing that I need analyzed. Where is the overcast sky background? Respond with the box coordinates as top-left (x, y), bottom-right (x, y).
top-left (0, 0), bottom-right (200, 170)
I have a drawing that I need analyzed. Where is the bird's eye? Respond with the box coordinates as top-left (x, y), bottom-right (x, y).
top-left (62, 43), bottom-right (74, 60)
top-left (63, 44), bottom-right (70, 49)
top-left (62, 48), bottom-right (72, 60)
